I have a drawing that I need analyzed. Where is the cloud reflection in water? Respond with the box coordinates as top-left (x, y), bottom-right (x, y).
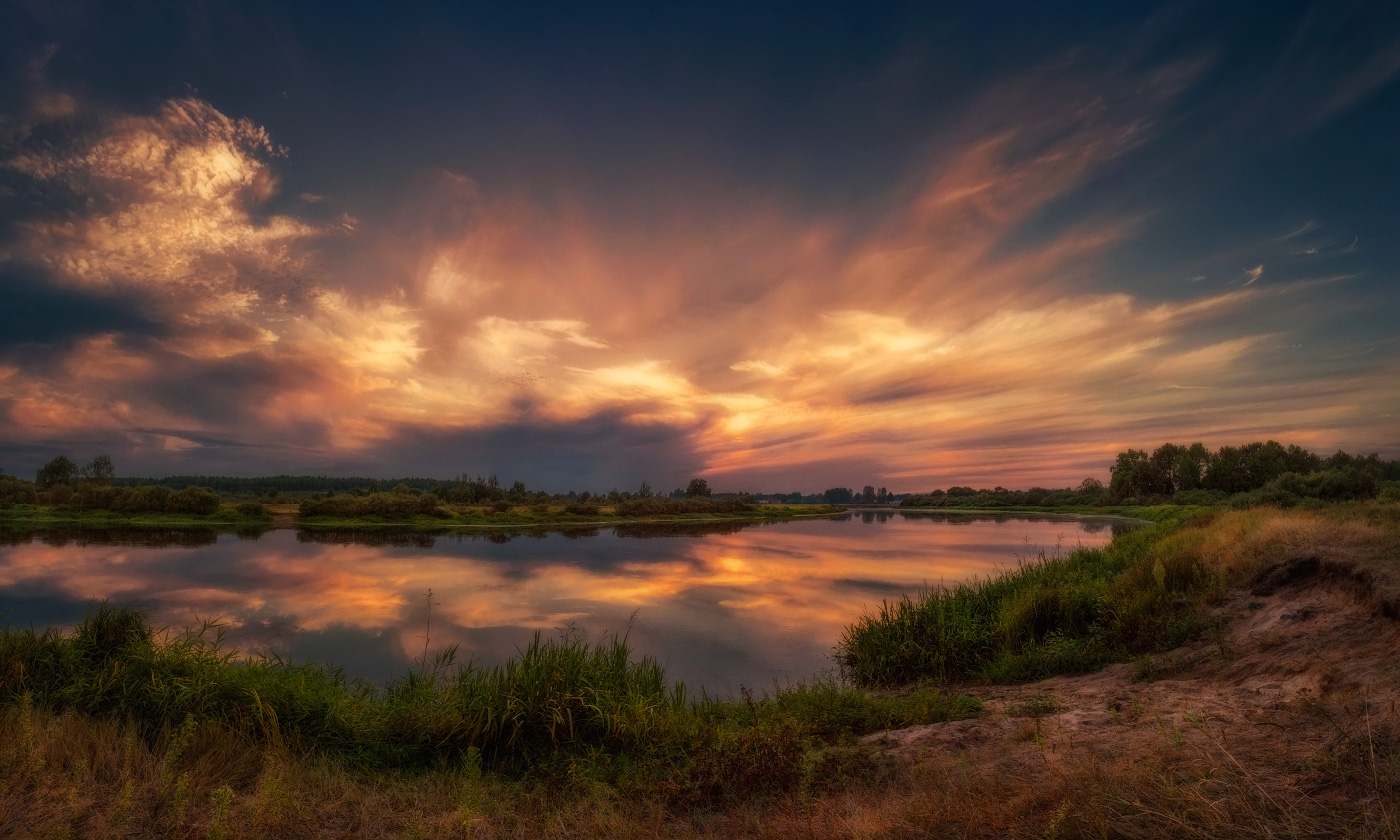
top-left (0, 514), bottom-right (1127, 692)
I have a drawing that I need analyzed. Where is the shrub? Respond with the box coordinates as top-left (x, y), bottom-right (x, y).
top-left (235, 501), bottom-right (271, 518)
top-left (113, 485), bottom-right (175, 513)
top-left (42, 484), bottom-right (75, 506)
top-left (299, 492), bottom-right (444, 520)
top-left (1231, 467), bottom-right (1379, 509)
top-left (75, 483), bottom-right (122, 510)
top-left (564, 503), bottom-right (600, 516)
top-left (614, 498), bottom-right (756, 516)
top-left (1172, 488), bottom-right (1228, 505)
top-left (0, 476), bottom-right (39, 507)
top-left (168, 487), bottom-right (221, 515)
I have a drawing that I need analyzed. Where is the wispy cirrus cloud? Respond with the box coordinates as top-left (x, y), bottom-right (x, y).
top-left (0, 28), bottom-right (1394, 490)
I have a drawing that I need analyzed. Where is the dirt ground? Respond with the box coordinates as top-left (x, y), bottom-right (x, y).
top-left (862, 550), bottom-right (1400, 835)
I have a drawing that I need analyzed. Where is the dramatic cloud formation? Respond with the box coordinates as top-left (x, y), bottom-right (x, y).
top-left (1, 2), bottom-right (1396, 490)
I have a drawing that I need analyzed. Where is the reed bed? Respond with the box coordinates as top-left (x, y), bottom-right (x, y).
top-left (837, 511), bottom-right (1222, 686)
top-left (0, 604), bottom-right (976, 800)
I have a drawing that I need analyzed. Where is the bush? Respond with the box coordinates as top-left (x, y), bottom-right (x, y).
top-left (0, 476), bottom-right (39, 507)
top-left (1172, 488), bottom-right (1228, 505)
top-left (42, 484), bottom-right (75, 506)
top-left (168, 487), bottom-right (221, 514)
top-left (613, 498), bottom-right (755, 516)
top-left (299, 492), bottom-right (445, 520)
top-left (563, 503), bottom-right (600, 516)
top-left (235, 501), bottom-right (270, 518)
top-left (75, 483), bottom-right (121, 510)
top-left (113, 485), bottom-right (175, 513)
top-left (1231, 467), bottom-right (1379, 509)
top-left (59, 484), bottom-right (224, 515)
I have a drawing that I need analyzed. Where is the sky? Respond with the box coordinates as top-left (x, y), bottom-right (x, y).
top-left (1, 0), bottom-right (1398, 493)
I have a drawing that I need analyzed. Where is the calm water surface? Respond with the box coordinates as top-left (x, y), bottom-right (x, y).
top-left (0, 512), bottom-right (1134, 693)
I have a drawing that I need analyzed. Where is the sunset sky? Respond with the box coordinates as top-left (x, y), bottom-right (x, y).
top-left (2, 1), bottom-right (1398, 492)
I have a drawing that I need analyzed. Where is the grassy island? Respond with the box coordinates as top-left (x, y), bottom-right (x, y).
top-left (2, 464), bottom-right (845, 535)
top-left (296, 498), bottom-right (846, 531)
top-left (0, 498), bottom-right (845, 535)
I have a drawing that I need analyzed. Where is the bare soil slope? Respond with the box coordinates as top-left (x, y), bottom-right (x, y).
top-left (862, 515), bottom-right (1400, 838)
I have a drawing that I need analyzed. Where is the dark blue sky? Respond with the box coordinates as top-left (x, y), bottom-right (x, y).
top-left (1, 1), bottom-right (1397, 490)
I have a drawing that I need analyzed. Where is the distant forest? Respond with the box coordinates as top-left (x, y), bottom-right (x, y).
top-left (900, 441), bottom-right (1400, 509)
top-left (2, 440), bottom-right (1397, 511)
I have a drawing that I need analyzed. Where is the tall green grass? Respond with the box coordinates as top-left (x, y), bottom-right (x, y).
top-left (1, 604), bottom-right (976, 797)
top-left (838, 514), bottom-right (1219, 686)
top-left (0, 604), bottom-right (688, 768)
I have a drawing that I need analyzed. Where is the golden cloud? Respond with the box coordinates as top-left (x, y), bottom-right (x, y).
top-left (1, 65), bottom-right (1391, 487)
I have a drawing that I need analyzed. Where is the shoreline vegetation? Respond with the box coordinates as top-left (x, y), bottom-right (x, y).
top-left (4, 457), bottom-right (862, 533)
top-left (0, 500), bottom-right (847, 534)
top-left (2, 440), bottom-right (1399, 836)
top-left (2, 438), bottom-right (1395, 536)
top-left (3, 498), bottom-right (1397, 836)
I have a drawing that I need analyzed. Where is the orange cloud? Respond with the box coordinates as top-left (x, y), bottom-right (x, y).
top-left (1, 55), bottom-right (1392, 488)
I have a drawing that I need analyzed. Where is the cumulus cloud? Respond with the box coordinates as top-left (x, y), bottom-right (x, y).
top-left (0, 58), bottom-right (1392, 489)
top-left (5, 99), bottom-right (317, 310)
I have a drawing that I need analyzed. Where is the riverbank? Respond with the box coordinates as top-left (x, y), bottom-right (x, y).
top-left (891, 502), bottom-right (1197, 522)
top-left (0, 502), bottom-right (846, 534)
top-left (296, 502), bottom-right (846, 531)
top-left (0, 506), bottom-right (274, 531)
top-left (2, 501), bottom-right (1396, 837)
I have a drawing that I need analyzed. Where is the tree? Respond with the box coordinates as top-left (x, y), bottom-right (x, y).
top-left (35, 456), bottom-right (78, 491)
top-left (1171, 443), bottom-right (1210, 492)
top-left (1108, 449), bottom-right (1171, 499)
top-left (861, 485), bottom-right (876, 503)
top-left (684, 478), bottom-right (711, 498)
top-left (637, 481), bottom-right (653, 498)
top-left (81, 454), bottom-right (115, 486)
top-left (823, 487), bottom-right (854, 503)
top-left (1203, 445), bottom-right (1249, 494)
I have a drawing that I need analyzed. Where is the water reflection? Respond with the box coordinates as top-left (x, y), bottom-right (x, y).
top-left (0, 514), bottom-right (1132, 693)
top-left (0, 528), bottom-right (226, 548)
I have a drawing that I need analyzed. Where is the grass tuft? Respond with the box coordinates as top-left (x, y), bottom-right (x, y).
top-left (1, 605), bottom-right (978, 809)
top-left (837, 512), bottom-right (1223, 686)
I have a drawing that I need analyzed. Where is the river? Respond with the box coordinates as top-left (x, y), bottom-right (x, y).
top-left (0, 511), bottom-right (1134, 693)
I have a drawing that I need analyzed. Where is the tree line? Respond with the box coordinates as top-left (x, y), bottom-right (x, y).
top-left (1108, 441), bottom-right (1398, 505)
top-left (897, 440), bottom-right (1398, 509)
top-left (0, 456), bottom-right (762, 518)
top-left (0, 455), bottom-right (222, 514)
top-left (12, 440), bottom-right (1389, 516)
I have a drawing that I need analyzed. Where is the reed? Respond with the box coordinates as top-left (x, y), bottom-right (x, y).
top-left (0, 604), bottom-right (975, 792)
top-left (837, 512), bottom-right (1220, 686)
